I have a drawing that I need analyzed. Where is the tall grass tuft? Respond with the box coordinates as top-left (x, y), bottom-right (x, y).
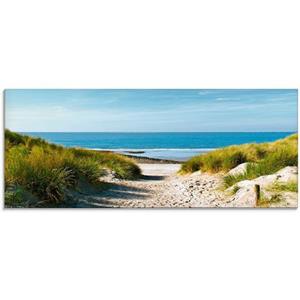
top-left (223, 147), bottom-right (298, 187)
top-left (267, 181), bottom-right (298, 193)
top-left (180, 149), bottom-right (248, 173)
top-left (181, 133), bottom-right (298, 178)
top-left (5, 130), bottom-right (141, 206)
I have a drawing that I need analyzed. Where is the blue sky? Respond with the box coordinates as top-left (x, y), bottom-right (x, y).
top-left (5, 89), bottom-right (298, 132)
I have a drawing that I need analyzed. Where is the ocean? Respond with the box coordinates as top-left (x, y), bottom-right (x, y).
top-left (24, 132), bottom-right (294, 161)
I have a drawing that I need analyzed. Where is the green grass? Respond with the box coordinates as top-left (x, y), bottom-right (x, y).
top-left (5, 187), bottom-right (27, 208)
top-left (232, 185), bottom-right (240, 195)
top-left (5, 129), bottom-right (141, 207)
top-left (267, 181), bottom-right (298, 193)
top-left (223, 148), bottom-right (298, 187)
top-left (181, 134), bottom-right (298, 185)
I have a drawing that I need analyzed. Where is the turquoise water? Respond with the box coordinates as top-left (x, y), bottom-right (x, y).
top-left (24, 132), bottom-right (295, 161)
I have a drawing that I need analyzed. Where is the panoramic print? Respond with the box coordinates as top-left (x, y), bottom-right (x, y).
top-left (4, 89), bottom-right (298, 208)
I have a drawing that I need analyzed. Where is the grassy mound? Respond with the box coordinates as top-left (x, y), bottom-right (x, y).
top-left (5, 130), bottom-right (141, 207)
top-left (180, 134), bottom-right (298, 184)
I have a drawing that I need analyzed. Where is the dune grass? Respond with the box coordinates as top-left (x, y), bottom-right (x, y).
top-left (223, 148), bottom-right (298, 187)
top-left (181, 134), bottom-right (298, 186)
top-left (267, 181), bottom-right (298, 193)
top-left (5, 130), bottom-right (141, 207)
top-left (5, 188), bottom-right (27, 208)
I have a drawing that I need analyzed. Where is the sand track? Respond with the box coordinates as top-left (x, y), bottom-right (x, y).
top-left (74, 164), bottom-right (227, 208)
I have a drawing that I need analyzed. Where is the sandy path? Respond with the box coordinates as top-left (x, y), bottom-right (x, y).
top-left (75, 163), bottom-right (227, 208)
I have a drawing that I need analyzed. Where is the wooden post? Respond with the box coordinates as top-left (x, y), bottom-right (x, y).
top-left (254, 184), bottom-right (260, 207)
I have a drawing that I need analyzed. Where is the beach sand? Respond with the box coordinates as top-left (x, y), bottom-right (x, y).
top-left (69, 161), bottom-right (297, 208)
top-left (73, 163), bottom-right (227, 208)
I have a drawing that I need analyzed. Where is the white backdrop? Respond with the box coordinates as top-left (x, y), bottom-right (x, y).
top-left (0, 1), bottom-right (299, 299)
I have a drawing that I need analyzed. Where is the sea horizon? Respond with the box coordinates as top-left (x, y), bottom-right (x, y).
top-left (19, 131), bottom-right (296, 161)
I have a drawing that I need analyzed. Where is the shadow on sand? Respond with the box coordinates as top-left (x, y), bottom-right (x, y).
top-left (141, 174), bottom-right (166, 181)
top-left (72, 181), bottom-right (151, 208)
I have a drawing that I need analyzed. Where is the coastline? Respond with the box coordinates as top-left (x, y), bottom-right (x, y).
top-left (94, 149), bottom-right (182, 164)
top-left (122, 154), bottom-right (181, 164)
top-left (92, 147), bottom-right (215, 162)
